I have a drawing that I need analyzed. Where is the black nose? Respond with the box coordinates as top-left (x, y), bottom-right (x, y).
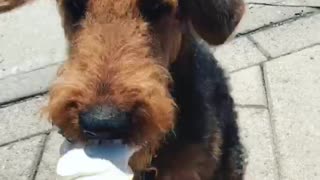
top-left (79, 105), bottom-right (131, 140)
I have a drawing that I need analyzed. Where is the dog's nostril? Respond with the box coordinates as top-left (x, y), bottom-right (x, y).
top-left (79, 105), bottom-right (131, 139)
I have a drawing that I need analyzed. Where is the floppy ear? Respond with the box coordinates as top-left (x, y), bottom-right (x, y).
top-left (0, 0), bottom-right (34, 13)
top-left (56, 0), bottom-right (88, 41)
top-left (180, 0), bottom-right (246, 45)
top-left (137, 0), bottom-right (178, 22)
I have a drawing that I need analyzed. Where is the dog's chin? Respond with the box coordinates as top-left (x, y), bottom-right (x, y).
top-left (56, 139), bottom-right (141, 180)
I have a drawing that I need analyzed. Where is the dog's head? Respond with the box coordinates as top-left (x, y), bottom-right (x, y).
top-left (44, 0), bottom-right (181, 153)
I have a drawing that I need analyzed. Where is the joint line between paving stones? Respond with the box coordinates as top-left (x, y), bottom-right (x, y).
top-left (230, 43), bottom-right (320, 74)
top-left (247, 35), bottom-right (272, 59)
top-left (270, 43), bottom-right (320, 60)
top-left (30, 133), bottom-right (50, 180)
top-left (229, 63), bottom-right (262, 74)
top-left (0, 130), bottom-right (51, 148)
top-left (0, 91), bottom-right (48, 108)
top-left (0, 61), bottom-right (63, 81)
top-left (260, 64), bottom-right (281, 180)
top-left (248, 2), bottom-right (320, 9)
top-left (236, 11), bottom-right (320, 38)
top-left (235, 104), bottom-right (267, 109)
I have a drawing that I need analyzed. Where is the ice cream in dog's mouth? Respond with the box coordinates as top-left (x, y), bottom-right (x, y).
top-left (56, 139), bottom-right (140, 180)
top-left (55, 103), bottom-right (139, 180)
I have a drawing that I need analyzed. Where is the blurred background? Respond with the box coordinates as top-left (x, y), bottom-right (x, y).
top-left (0, 0), bottom-right (319, 179)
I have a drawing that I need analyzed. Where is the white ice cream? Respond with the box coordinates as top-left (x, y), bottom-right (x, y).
top-left (56, 140), bottom-right (140, 180)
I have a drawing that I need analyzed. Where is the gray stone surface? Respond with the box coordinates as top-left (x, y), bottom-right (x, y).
top-left (251, 13), bottom-right (320, 58)
top-left (0, 135), bottom-right (45, 180)
top-left (246, 0), bottom-right (320, 7)
top-left (277, 0), bottom-right (320, 6)
top-left (0, 0), bottom-right (66, 103)
top-left (213, 37), bottom-right (267, 72)
top-left (230, 66), bottom-right (266, 106)
top-left (0, 0), bottom-right (67, 79)
top-left (237, 107), bottom-right (277, 180)
top-left (0, 95), bottom-right (51, 145)
top-left (264, 45), bottom-right (320, 180)
top-left (238, 4), bottom-right (317, 33)
top-left (0, 63), bottom-right (61, 103)
top-left (245, 0), bottom-right (279, 3)
top-left (36, 131), bottom-right (65, 180)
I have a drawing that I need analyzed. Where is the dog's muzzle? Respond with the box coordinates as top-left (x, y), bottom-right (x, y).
top-left (79, 105), bottom-right (131, 140)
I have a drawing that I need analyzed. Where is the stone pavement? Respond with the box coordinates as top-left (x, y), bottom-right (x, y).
top-left (0, 0), bottom-right (319, 179)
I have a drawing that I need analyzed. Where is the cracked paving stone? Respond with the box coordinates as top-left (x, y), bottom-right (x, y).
top-left (0, 135), bottom-right (45, 180)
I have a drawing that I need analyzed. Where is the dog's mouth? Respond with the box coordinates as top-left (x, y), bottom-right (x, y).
top-left (57, 137), bottom-right (140, 179)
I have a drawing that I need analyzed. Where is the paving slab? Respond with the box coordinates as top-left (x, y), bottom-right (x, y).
top-left (264, 45), bottom-right (320, 180)
top-left (277, 0), bottom-right (320, 6)
top-left (213, 37), bottom-right (267, 72)
top-left (230, 66), bottom-right (266, 106)
top-left (0, 0), bottom-right (67, 78)
top-left (36, 131), bottom-right (64, 180)
top-left (0, 135), bottom-right (45, 180)
top-left (0, 95), bottom-right (51, 146)
top-left (246, 0), bottom-right (320, 7)
top-left (236, 107), bottom-right (277, 180)
top-left (0, 0), bottom-right (66, 103)
top-left (238, 4), bottom-right (318, 33)
top-left (0, 63), bottom-right (61, 104)
top-left (251, 13), bottom-right (320, 58)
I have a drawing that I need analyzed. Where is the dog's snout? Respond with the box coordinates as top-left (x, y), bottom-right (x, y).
top-left (79, 105), bottom-right (131, 139)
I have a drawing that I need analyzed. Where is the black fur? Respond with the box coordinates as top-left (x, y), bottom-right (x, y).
top-left (61, 0), bottom-right (87, 25)
top-left (141, 35), bottom-right (247, 179)
top-left (138, 0), bottom-right (175, 22)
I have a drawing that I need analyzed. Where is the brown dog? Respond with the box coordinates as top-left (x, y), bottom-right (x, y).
top-left (0, 0), bottom-right (246, 179)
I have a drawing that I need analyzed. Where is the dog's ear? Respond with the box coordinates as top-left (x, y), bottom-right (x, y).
top-left (180, 0), bottom-right (246, 45)
top-left (0, 0), bottom-right (34, 13)
top-left (137, 0), bottom-right (178, 22)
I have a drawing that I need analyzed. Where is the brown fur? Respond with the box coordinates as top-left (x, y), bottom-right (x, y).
top-left (46, 0), bottom-right (181, 170)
